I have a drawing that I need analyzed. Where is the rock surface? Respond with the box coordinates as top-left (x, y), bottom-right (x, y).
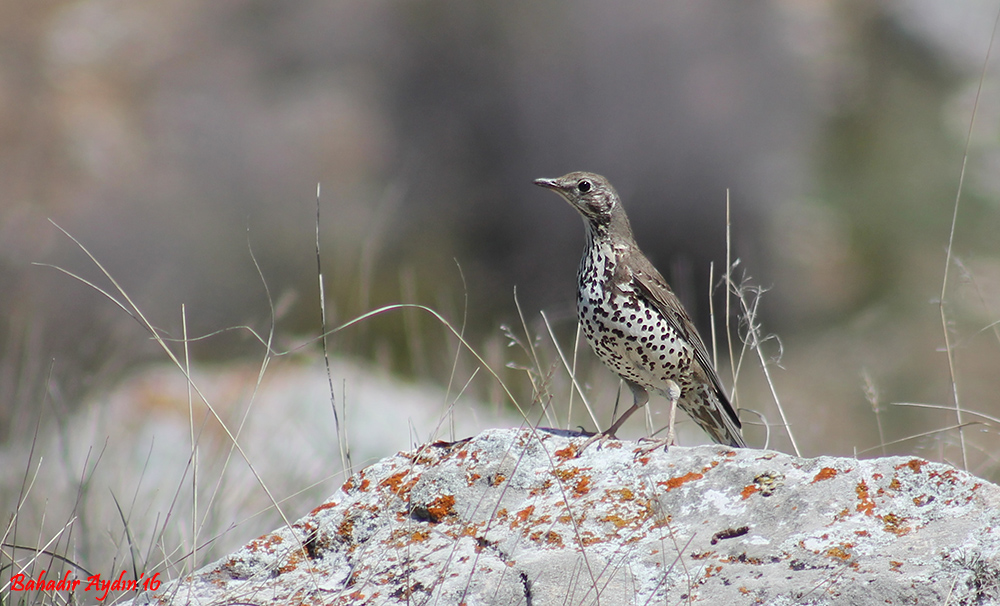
top-left (133, 428), bottom-right (1000, 605)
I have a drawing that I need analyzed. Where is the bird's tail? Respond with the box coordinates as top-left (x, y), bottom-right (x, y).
top-left (683, 387), bottom-right (746, 448)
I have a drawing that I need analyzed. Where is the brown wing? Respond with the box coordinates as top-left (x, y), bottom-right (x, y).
top-left (626, 252), bottom-right (743, 433)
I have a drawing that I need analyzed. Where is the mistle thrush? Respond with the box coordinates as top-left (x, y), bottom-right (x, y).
top-left (534, 171), bottom-right (745, 448)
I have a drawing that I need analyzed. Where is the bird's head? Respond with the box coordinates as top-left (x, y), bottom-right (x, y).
top-left (533, 172), bottom-right (620, 224)
top-left (535, 171), bottom-right (636, 243)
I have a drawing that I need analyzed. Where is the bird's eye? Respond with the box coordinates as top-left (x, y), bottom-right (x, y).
top-left (577, 180), bottom-right (592, 193)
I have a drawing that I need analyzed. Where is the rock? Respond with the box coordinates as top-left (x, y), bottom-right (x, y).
top-left (131, 428), bottom-right (1000, 605)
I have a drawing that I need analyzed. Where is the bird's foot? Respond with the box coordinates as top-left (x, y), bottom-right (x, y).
top-left (634, 431), bottom-right (677, 458)
top-left (575, 431), bottom-right (621, 456)
top-left (633, 387), bottom-right (681, 457)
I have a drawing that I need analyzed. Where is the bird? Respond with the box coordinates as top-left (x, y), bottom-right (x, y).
top-left (534, 171), bottom-right (745, 449)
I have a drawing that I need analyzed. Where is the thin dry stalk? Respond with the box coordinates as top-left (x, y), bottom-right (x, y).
top-left (509, 289), bottom-right (557, 427)
top-left (440, 259), bottom-right (471, 443)
top-left (36, 222), bottom-right (319, 591)
top-left (356, 181), bottom-right (404, 315)
top-left (709, 261), bottom-right (718, 371)
top-left (641, 476), bottom-right (696, 606)
top-left (182, 304), bottom-right (199, 576)
top-left (892, 401), bottom-right (1000, 426)
top-left (953, 257), bottom-right (1000, 349)
top-left (734, 282), bottom-right (801, 456)
top-left (315, 184), bottom-right (352, 476)
top-left (725, 190), bottom-right (737, 403)
top-left (400, 266), bottom-right (429, 376)
top-left (861, 369), bottom-right (887, 457)
top-left (937, 4), bottom-right (1000, 471)
top-left (854, 421), bottom-right (984, 456)
top-left (540, 310), bottom-right (599, 430)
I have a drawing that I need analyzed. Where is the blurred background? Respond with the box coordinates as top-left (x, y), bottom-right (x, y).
top-left (2, 0), bottom-right (1000, 587)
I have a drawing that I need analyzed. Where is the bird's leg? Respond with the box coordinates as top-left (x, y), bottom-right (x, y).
top-left (577, 382), bottom-right (649, 454)
top-left (663, 379), bottom-right (681, 446)
top-left (636, 380), bottom-right (682, 457)
top-left (604, 381), bottom-right (649, 438)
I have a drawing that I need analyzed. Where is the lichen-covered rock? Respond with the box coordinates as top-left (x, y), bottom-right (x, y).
top-left (132, 428), bottom-right (1000, 605)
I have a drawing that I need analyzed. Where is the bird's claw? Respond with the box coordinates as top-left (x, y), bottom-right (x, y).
top-left (634, 433), bottom-right (676, 458)
top-left (575, 431), bottom-right (620, 456)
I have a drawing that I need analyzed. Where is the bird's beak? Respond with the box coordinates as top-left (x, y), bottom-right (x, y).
top-left (533, 177), bottom-right (560, 190)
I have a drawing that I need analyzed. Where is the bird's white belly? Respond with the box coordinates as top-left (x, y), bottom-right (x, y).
top-left (577, 284), bottom-right (695, 391)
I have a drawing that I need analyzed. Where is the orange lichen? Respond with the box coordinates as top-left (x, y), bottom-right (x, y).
top-left (855, 481), bottom-right (876, 516)
top-left (812, 467), bottom-right (838, 483)
top-left (650, 515), bottom-right (673, 529)
top-left (277, 550), bottom-right (304, 574)
top-left (530, 479), bottom-right (553, 496)
top-left (246, 533), bottom-right (284, 554)
top-left (702, 565), bottom-right (723, 578)
top-left (512, 505), bottom-right (534, 527)
top-left (554, 445), bottom-right (578, 461)
top-left (879, 513), bottom-right (911, 536)
top-left (552, 467), bottom-right (580, 481)
top-left (424, 495), bottom-right (456, 522)
top-left (341, 477), bottom-right (356, 492)
top-left (896, 459), bottom-right (927, 474)
top-left (410, 529), bottom-right (430, 543)
top-left (929, 469), bottom-right (961, 486)
top-left (741, 485), bottom-right (759, 500)
top-left (659, 471), bottom-right (704, 491)
top-left (606, 487), bottom-right (635, 502)
top-left (601, 514), bottom-right (630, 529)
top-left (825, 544), bottom-right (852, 561)
top-left (460, 525), bottom-right (479, 537)
top-left (336, 517), bottom-right (354, 539)
top-left (310, 501), bottom-right (340, 515)
top-left (380, 470), bottom-right (417, 495)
